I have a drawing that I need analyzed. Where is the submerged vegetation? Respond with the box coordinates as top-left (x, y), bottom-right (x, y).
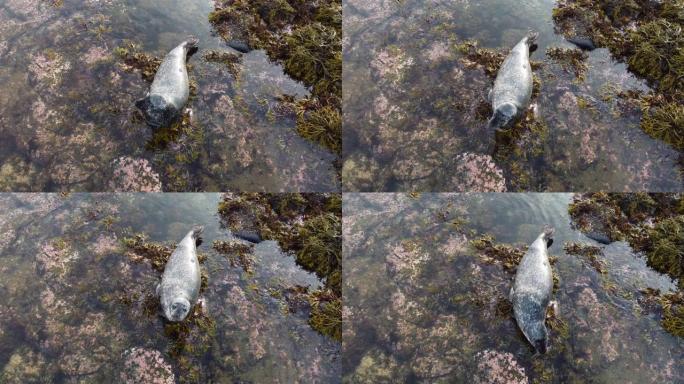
top-left (546, 47), bottom-right (588, 81)
top-left (553, 0), bottom-right (684, 151)
top-left (568, 193), bottom-right (684, 337)
top-left (217, 193), bottom-right (342, 340)
top-left (209, 0), bottom-right (342, 154)
top-left (563, 241), bottom-right (606, 274)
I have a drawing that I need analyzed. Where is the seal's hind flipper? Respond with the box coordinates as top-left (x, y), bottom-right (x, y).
top-left (525, 30), bottom-right (539, 47)
top-left (184, 37), bottom-right (200, 57)
top-left (191, 225), bottom-right (204, 247)
top-left (542, 225), bottom-right (555, 248)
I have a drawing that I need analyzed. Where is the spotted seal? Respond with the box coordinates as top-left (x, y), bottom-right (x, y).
top-left (136, 38), bottom-right (198, 128)
top-left (510, 226), bottom-right (555, 353)
top-left (157, 226), bottom-right (203, 322)
top-left (488, 31), bottom-right (539, 131)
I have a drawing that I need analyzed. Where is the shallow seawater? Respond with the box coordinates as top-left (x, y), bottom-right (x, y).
top-left (0, 0), bottom-right (339, 192)
top-left (343, 0), bottom-right (683, 192)
top-left (0, 193), bottom-right (340, 382)
top-left (343, 193), bottom-right (683, 383)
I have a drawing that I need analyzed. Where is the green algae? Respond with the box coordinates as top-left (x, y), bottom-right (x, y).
top-left (642, 215), bottom-right (684, 289)
top-left (641, 102), bottom-right (684, 150)
top-left (208, 0), bottom-right (342, 154)
top-left (309, 292), bottom-right (342, 341)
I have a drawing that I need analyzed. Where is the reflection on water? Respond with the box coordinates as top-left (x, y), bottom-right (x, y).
top-left (343, 193), bottom-right (682, 383)
top-left (0, 0), bottom-right (339, 192)
top-left (342, 0), bottom-right (682, 192)
top-left (0, 194), bottom-right (340, 382)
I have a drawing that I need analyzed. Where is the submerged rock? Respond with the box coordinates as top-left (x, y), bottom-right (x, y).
top-left (474, 350), bottom-right (528, 384)
top-left (109, 157), bottom-right (162, 192)
top-left (120, 348), bottom-right (175, 384)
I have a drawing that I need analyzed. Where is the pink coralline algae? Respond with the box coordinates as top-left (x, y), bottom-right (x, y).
top-left (37, 241), bottom-right (79, 279)
top-left (83, 46), bottom-right (110, 65)
top-left (109, 157), bottom-right (162, 192)
top-left (370, 48), bottom-right (414, 83)
top-left (439, 234), bottom-right (468, 256)
top-left (120, 348), bottom-right (175, 384)
top-left (426, 42), bottom-right (451, 62)
top-left (0, 228), bottom-right (15, 252)
top-left (452, 152), bottom-right (506, 192)
top-left (90, 233), bottom-right (119, 256)
top-left (224, 285), bottom-right (267, 360)
top-left (474, 350), bottom-right (528, 384)
top-left (28, 51), bottom-right (71, 87)
top-left (386, 243), bottom-right (429, 283)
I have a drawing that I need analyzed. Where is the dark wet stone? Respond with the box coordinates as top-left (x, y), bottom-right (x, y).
top-left (566, 37), bottom-right (596, 51)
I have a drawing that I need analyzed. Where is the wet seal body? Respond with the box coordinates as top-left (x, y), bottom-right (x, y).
top-left (157, 226), bottom-right (203, 322)
top-left (136, 38), bottom-right (199, 128)
top-left (488, 31), bottom-right (539, 131)
top-left (510, 227), bottom-right (554, 353)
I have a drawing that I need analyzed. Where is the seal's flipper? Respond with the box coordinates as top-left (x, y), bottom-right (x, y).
top-left (487, 88), bottom-right (492, 102)
top-left (546, 238), bottom-right (553, 248)
top-left (135, 97), bottom-right (150, 112)
top-left (155, 283), bottom-right (160, 297)
top-left (549, 300), bottom-right (559, 317)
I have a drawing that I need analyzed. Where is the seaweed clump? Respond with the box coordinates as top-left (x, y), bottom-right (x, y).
top-left (563, 241), bottom-right (606, 273)
top-left (208, 0), bottom-right (342, 154)
top-left (217, 193), bottom-right (342, 340)
top-left (212, 240), bottom-right (255, 273)
top-left (546, 47), bottom-right (588, 81)
top-left (471, 234), bottom-right (527, 273)
top-left (114, 42), bottom-right (161, 82)
top-left (568, 193), bottom-right (684, 337)
top-left (122, 233), bottom-right (172, 272)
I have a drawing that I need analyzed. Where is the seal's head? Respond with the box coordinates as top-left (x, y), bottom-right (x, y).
top-left (164, 296), bottom-right (191, 322)
top-left (135, 94), bottom-right (178, 129)
top-left (488, 102), bottom-right (518, 131)
top-left (524, 320), bottom-right (549, 354)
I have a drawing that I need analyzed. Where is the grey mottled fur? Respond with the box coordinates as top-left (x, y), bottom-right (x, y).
top-left (488, 31), bottom-right (538, 131)
top-left (136, 38), bottom-right (198, 128)
top-left (158, 226), bottom-right (202, 322)
top-left (510, 227), bottom-right (554, 353)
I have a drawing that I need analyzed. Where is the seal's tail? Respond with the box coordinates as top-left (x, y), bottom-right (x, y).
top-left (525, 30), bottom-right (539, 47)
top-left (191, 225), bottom-right (204, 247)
top-left (541, 225), bottom-right (555, 248)
top-left (184, 36), bottom-right (199, 57)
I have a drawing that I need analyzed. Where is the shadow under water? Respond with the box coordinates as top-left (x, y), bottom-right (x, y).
top-left (0, 0), bottom-right (339, 192)
top-left (0, 193), bottom-right (340, 383)
top-left (343, 193), bottom-right (682, 383)
top-left (342, 0), bottom-right (683, 192)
